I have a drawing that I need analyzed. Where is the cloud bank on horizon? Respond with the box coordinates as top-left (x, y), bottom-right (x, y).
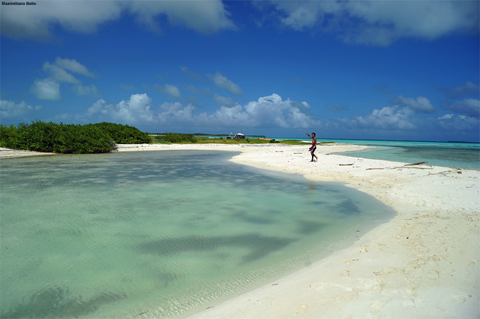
top-left (1, 0), bottom-right (479, 141)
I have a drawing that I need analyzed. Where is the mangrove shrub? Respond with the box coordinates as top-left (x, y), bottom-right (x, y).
top-left (162, 133), bottom-right (196, 143)
top-left (93, 122), bottom-right (151, 144)
top-left (0, 121), bottom-right (150, 154)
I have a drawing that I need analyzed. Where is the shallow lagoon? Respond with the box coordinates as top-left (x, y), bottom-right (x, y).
top-left (0, 150), bottom-right (395, 318)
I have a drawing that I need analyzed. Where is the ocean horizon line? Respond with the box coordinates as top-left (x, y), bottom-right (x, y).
top-left (269, 137), bottom-right (480, 145)
top-left (148, 133), bottom-right (479, 145)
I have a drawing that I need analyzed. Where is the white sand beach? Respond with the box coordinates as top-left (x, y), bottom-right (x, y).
top-left (3, 143), bottom-right (479, 318)
top-left (0, 147), bottom-right (53, 158)
top-left (117, 143), bottom-right (480, 319)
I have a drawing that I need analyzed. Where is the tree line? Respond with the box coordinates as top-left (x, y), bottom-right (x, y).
top-left (0, 121), bottom-right (151, 154)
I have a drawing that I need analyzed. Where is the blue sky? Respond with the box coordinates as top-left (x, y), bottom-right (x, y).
top-left (1, 0), bottom-right (479, 141)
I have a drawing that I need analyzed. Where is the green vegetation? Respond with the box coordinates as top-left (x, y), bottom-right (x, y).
top-left (192, 133), bottom-right (266, 138)
top-left (150, 133), bottom-right (334, 146)
top-left (151, 133), bottom-right (196, 144)
top-left (193, 137), bottom-right (334, 145)
top-left (274, 139), bottom-right (309, 145)
top-left (0, 121), bottom-right (150, 154)
top-left (93, 122), bottom-right (151, 144)
top-left (187, 136), bottom-right (316, 145)
top-left (192, 136), bottom-right (261, 144)
top-left (0, 122), bottom-right (333, 153)
top-left (166, 133), bottom-right (196, 143)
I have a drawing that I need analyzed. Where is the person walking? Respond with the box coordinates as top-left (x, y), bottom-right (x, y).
top-left (306, 132), bottom-right (318, 162)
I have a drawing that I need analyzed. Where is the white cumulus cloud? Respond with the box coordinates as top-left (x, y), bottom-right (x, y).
top-left (77, 93), bottom-right (318, 130)
top-left (127, 0), bottom-right (236, 34)
top-left (281, 4), bottom-right (319, 30)
top-left (43, 62), bottom-right (81, 84)
top-left (1, 1), bottom-right (122, 40)
top-left (436, 113), bottom-right (479, 131)
top-left (86, 94), bottom-right (155, 124)
top-left (164, 85), bottom-right (181, 99)
top-left (158, 102), bottom-right (198, 125)
top-left (444, 98), bottom-right (480, 118)
top-left (349, 106), bottom-right (416, 130)
top-left (205, 93), bottom-right (318, 129)
top-left (30, 78), bottom-right (61, 101)
top-left (31, 58), bottom-right (99, 100)
top-left (0, 100), bottom-right (42, 118)
top-left (1, 0), bottom-right (235, 40)
top-left (392, 95), bottom-right (436, 113)
top-left (54, 57), bottom-right (96, 78)
top-left (268, 0), bottom-right (479, 45)
top-left (438, 114), bottom-right (454, 120)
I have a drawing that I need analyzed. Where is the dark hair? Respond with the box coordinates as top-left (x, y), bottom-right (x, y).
top-left (312, 132), bottom-right (316, 136)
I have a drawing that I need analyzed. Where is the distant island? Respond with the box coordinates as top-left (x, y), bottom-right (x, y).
top-left (150, 133), bottom-right (267, 138)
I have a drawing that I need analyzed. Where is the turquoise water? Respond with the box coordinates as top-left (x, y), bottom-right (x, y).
top-left (337, 145), bottom-right (480, 170)
top-left (0, 150), bottom-right (395, 318)
top-left (272, 138), bottom-right (480, 170)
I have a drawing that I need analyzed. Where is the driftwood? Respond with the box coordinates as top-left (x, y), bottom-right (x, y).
top-left (404, 161), bottom-right (428, 166)
top-left (367, 161), bottom-right (433, 171)
top-left (428, 169), bottom-right (462, 176)
top-left (339, 163), bottom-right (354, 166)
top-left (394, 161), bottom-right (431, 169)
top-left (392, 166), bottom-right (433, 169)
top-left (366, 166), bottom-right (433, 170)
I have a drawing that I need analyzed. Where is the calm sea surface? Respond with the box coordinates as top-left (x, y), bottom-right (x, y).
top-left (0, 150), bottom-right (395, 318)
